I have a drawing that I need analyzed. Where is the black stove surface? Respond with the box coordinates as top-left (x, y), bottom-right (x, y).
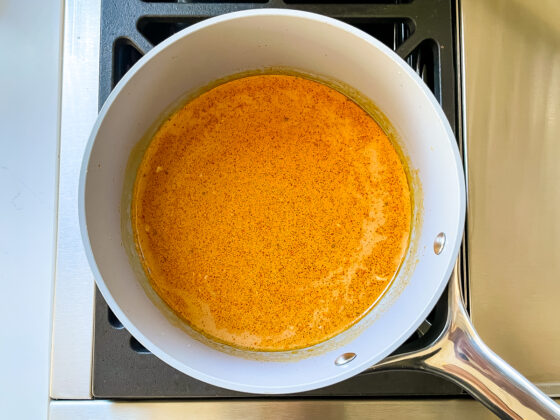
top-left (93, 0), bottom-right (465, 398)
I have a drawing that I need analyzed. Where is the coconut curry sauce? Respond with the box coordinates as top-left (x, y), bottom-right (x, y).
top-left (132, 75), bottom-right (411, 351)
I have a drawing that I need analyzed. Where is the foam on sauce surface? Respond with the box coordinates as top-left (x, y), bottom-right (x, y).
top-left (132, 75), bottom-right (411, 351)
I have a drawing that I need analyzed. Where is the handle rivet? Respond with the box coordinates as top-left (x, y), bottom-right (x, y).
top-left (335, 353), bottom-right (356, 366)
top-left (434, 232), bottom-right (446, 255)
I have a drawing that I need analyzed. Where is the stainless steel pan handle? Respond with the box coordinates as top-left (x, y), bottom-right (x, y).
top-left (366, 267), bottom-right (560, 419)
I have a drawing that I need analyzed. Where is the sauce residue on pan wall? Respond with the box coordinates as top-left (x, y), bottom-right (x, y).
top-left (132, 75), bottom-right (411, 351)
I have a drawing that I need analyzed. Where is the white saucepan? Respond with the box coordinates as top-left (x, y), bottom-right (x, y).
top-left (79, 10), bottom-right (560, 419)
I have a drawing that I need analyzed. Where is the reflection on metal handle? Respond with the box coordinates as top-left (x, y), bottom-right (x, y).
top-left (367, 267), bottom-right (560, 420)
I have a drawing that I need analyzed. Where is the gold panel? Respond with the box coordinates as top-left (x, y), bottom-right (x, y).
top-left (463, 0), bottom-right (560, 390)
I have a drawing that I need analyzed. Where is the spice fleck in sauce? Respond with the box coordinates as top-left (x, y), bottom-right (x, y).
top-left (132, 75), bottom-right (411, 351)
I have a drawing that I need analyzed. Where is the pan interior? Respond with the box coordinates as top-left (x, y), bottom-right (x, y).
top-left (129, 73), bottom-right (413, 353)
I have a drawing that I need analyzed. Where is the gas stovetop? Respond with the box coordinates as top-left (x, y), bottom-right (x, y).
top-left (93, 0), bottom-right (467, 399)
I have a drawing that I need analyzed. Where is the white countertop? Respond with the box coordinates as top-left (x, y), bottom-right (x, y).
top-left (0, 0), bottom-right (62, 419)
top-left (2, 0), bottom-right (559, 419)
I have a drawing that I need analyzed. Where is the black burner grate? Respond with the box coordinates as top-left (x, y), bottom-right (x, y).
top-left (94, 0), bottom-right (465, 398)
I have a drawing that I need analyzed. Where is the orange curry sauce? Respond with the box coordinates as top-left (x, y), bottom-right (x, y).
top-left (132, 75), bottom-right (411, 351)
